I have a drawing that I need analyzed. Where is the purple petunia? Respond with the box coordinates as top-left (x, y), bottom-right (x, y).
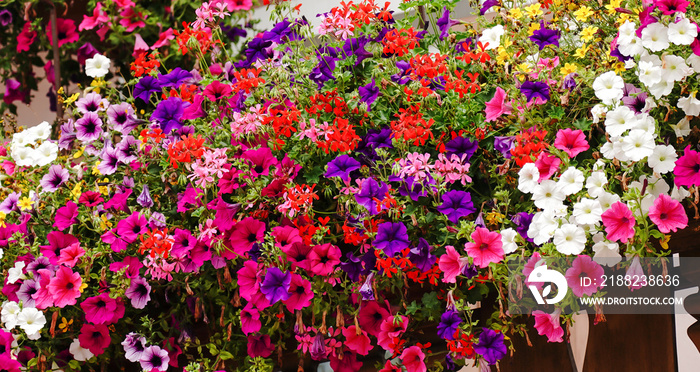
top-left (74, 111), bottom-right (103, 143)
top-left (158, 67), bottom-right (193, 88)
top-left (40, 165), bottom-right (70, 192)
top-left (437, 310), bottom-right (462, 340)
top-left (137, 185), bottom-right (153, 208)
top-left (342, 37), bottom-right (373, 66)
top-left (310, 55), bottom-right (337, 88)
top-left (151, 97), bottom-right (188, 134)
top-left (512, 212), bottom-right (534, 242)
top-left (358, 79), bottom-right (380, 110)
top-left (125, 276), bottom-right (151, 309)
top-left (325, 155), bottom-right (361, 181)
top-left (520, 81), bottom-right (550, 102)
top-left (0, 10), bottom-right (13, 27)
top-left (122, 333), bottom-right (148, 362)
top-left (76, 92), bottom-right (108, 114)
top-left (260, 267), bottom-right (291, 304)
top-left (133, 76), bottom-right (162, 102)
top-left (494, 136), bottom-right (515, 159)
top-left (408, 238), bottom-right (436, 272)
top-left (529, 23), bottom-right (560, 50)
top-left (437, 7), bottom-right (460, 39)
top-left (139, 345), bottom-right (170, 372)
top-left (373, 221), bottom-right (410, 256)
top-left (480, 0), bottom-right (499, 15)
top-left (355, 178), bottom-right (388, 215)
top-left (97, 146), bottom-right (121, 175)
top-left (445, 136), bottom-right (478, 160)
top-left (474, 328), bottom-right (507, 365)
top-left (107, 102), bottom-right (138, 134)
top-left (437, 190), bottom-right (476, 224)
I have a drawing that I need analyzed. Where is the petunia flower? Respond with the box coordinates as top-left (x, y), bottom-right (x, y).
top-left (438, 245), bottom-right (468, 283)
top-left (122, 333), bottom-right (148, 362)
top-left (79, 2), bottom-right (109, 31)
top-left (54, 201), bottom-right (78, 230)
top-left (47, 18), bottom-right (79, 47)
top-left (203, 81), bottom-right (233, 101)
top-left (648, 194), bottom-right (688, 233)
top-left (240, 305), bottom-right (261, 335)
top-left (0, 10), bottom-right (12, 27)
top-left (16, 23), bottom-right (37, 53)
top-left (342, 326), bottom-right (372, 355)
top-left (474, 328), bottom-right (507, 365)
top-left (408, 238), bottom-right (436, 272)
top-left (309, 243), bottom-right (341, 276)
top-left (47, 266), bottom-right (82, 308)
top-left (437, 190), bottom-right (476, 224)
top-left (78, 323), bottom-right (110, 355)
top-left (284, 273), bottom-right (313, 311)
top-left (81, 293), bottom-right (118, 324)
top-left (133, 76), bottom-right (162, 102)
top-left (357, 301), bottom-right (390, 336)
top-left (139, 345), bottom-right (170, 372)
top-left (553, 129), bottom-right (589, 158)
top-left (373, 222), bottom-right (410, 256)
top-left (74, 112), bottom-right (103, 143)
top-left (260, 267), bottom-right (291, 304)
top-left (565, 255), bottom-right (604, 297)
top-left (358, 79), bottom-right (380, 110)
top-left (125, 276), bottom-right (151, 309)
top-left (355, 178), bottom-right (389, 215)
top-left (530, 22), bottom-right (560, 50)
top-left (532, 309), bottom-right (564, 342)
top-left (436, 7), bottom-right (460, 39)
top-left (40, 165), bottom-right (69, 192)
top-left (400, 346), bottom-right (426, 372)
top-left (437, 310), bottom-right (461, 340)
top-left (484, 87), bottom-right (512, 122)
top-left (464, 227), bottom-right (504, 268)
top-left (107, 102), bottom-right (138, 134)
top-left (247, 334), bottom-right (274, 358)
top-left (226, 217), bottom-right (265, 258)
top-left (520, 81), bottom-right (550, 102)
top-left (674, 145), bottom-right (700, 187)
top-left (601, 201), bottom-right (636, 243)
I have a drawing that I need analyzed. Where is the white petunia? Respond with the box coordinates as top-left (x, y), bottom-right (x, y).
top-left (528, 210), bottom-right (560, 245)
top-left (605, 105), bottom-right (636, 137)
top-left (592, 71), bottom-right (624, 105)
top-left (16, 307), bottom-right (46, 335)
top-left (592, 233), bottom-right (622, 267)
top-left (7, 261), bottom-right (26, 284)
top-left (572, 198), bottom-right (603, 225)
top-left (632, 112), bottom-right (656, 134)
top-left (553, 224), bottom-right (586, 255)
top-left (631, 193), bottom-right (655, 217)
top-left (591, 103), bottom-right (608, 124)
top-left (532, 180), bottom-right (566, 211)
top-left (668, 18), bottom-right (698, 45)
top-left (662, 54), bottom-right (692, 82)
top-left (640, 23), bottom-right (670, 52)
top-left (517, 162), bottom-right (540, 194)
top-left (671, 117), bottom-right (691, 137)
top-left (479, 25), bottom-right (505, 50)
top-left (617, 21), bottom-right (638, 45)
top-left (621, 129), bottom-right (655, 161)
top-left (618, 36), bottom-right (645, 57)
top-left (70, 338), bottom-right (95, 361)
top-left (586, 171), bottom-right (608, 198)
top-left (597, 191), bottom-right (621, 211)
top-left (500, 228), bottom-right (519, 254)
top-left (648, 145), bottom-right (678, 174)
top-left (85, 54), bottom-right (111, 78)
top-left (11, 146), bottom-right (39, 167)
top-left (636, 60), bottom-right (662, 87)
top-left (671, 185), bottom-right (691, 201)
top-left (648, 79), bottom-right (674, 99)
top-left (557, 167), bottom-right (584, 196)
top-left (25, 121), bottom-right (52, 141)
top-left (629, 176), bottom-right (670, 198)
top-left (34, 141), bottom-right (59, 167)
top-left (687, 54), bottom-right (700, 73)
top-left (1, 301), bottom-right (21, 329)
top-left (678, 94), bottom-right (700, 116)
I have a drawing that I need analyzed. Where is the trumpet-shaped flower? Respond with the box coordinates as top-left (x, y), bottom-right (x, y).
top-left (464, 227), bottom-right (503, 268)
top-left (601, 202), bottom-right (635, 243)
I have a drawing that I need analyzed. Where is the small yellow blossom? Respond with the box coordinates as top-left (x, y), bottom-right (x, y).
top-left (63, 93), bottom-right (80, 106)
top-left (496, 48), bottom-right (509, 65)
top-left (660, 234), bottom-right (671, 249)
top-left (516, 62), bottom-right (533, 74)
top-left (0, 212), bottom-right (6, 228)
top-left (99, 214), bottom-right (113, 231)
top-left (79, 282), bottom-right (88, 293)
top-left (528, 22), bottom-right (540, 36)
top-left (92, 162), bottom-right (102, 176)
top-left (574, 44), bottom-right (590, 58)
top-left (613, 62), bottom-right (626, 74)
top-left (18, 196), bottom-right (33, 211)
top-left (73, 147), bottom-right (85, 159)
top-left (617, 13), bottom-right (633, 23)
top-left (560, 62), bottom-right (578, 75)
top-left (524, 3), bottom-right (543, 17)
top-left (58, 317), bottom-right (73, 333)
top-left (574, 5), bottom-right (594, 22)
top-left (486, 212), bottom-right (505, 225)
top-left (98, 178), bottom-right (110, 195)
top-left (509, 8), bottom-right (523, 19)
top-left (580, 26), bottom-right (599, 42)
top-left (71, 182), bottom-right (83, 202)
top-left (606, 0), bottom-right (623, 13)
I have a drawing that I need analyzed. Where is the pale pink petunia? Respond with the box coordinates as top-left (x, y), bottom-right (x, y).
top-left (565, 255), bottom-right (604, 297)
top-left (464, 227), bottom-right (504, 269)
top-left (532, 309), bottom-right (564, 343)
top-left (648, 194), bottom-right (688, 233)
top-left (601, 202), bottom-right (636, 243)
top-left (438, 245), bottom-right (468, 283)
top-left (484, 87), bottom-right (512, 122)
top-left (553, 128), bottom-right (589, 158)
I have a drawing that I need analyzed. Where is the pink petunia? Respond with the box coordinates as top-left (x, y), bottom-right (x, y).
top-left (464, 227), bottom-right (504, 269)
top-left (79, 2), bottom-right (109, 31)
top-left (484, 87), bottom-right (512, 122)
top-left (532, 309), bottom-right (564, 343)
top-left (601, 202), bottom-right (636, 243)
top-left (309, 243), bottom-right (341, 276)
top-left (236, 260), bottom-right (259, 301)
top-left (78, 323), bottom-right (111, 355)
top-left (225, 217), bottom-right (265, 259)
top-left (648, 194), bottom-right (688, 233)
top-left (534, 152), bottom-right (561, 181)
top-left (17, 22), bottom-right (37, 53)
top-left (342, 326), bottom-right (372, 355)
top-left (32, 269), bottom-right (55, 309)
top-left (81, 293), bottom-right (118, 324)
top-left (400, 346), bottom-right (427, 372)
top-left (674, 145), bottom-right (700, 187)
top-left (438, 245), bottom-right (468, 283)
top-left (553, 128), bottom-right (589, 158)
top-left (565, 255), bottom-right (604, 297)
top-left (47, 266), bottom-right (82, 308)
top-left (240, 304), bottom-right (261, 335)
top-left (54, 201), bottom-right (78, 230)
top-left (284, 273), bottom-right (313, 311)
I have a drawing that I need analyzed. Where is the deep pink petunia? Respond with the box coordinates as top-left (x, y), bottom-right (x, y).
top-left (32, 269), bottom-right (54, 309)
top-left (283, 242), bottom-right (314, 271)
top-left (115, 211), bottom-right (148, 243)
top-left (534, 152), bottom-right (561, 181)
top-left (81, 293), bottom-right (118, 324)
top-left (41, 231), bottom-right (79, 265)
top-left (655, 0), bottom-right (689, 14)
top-left (438, 245), bottom-right (467, 283)
top-left (674, 146), bottom-right (700, 187)
top-left (484, 87), bottom-right (512, 122)
top-left (236, 260), bottom-right (259, 301)
top-left (284, 273), bottom-right (313, 311)
top-left (309, 243), bottom-right (341, 276)
top-left (203, 81), bottom-right (233, 101)
top-left (79, 2), bottom-right (109, 31)
top-left (58, 242), bottom-right (85, 267)
top-left (271, 225), bottom-right (302, 250)
top-left (648, 194), bottom-right (688, 233)
top-left (54, 201), bottom-right (78, 230)
top-left (532, 309), bottom-right (564, 343)
top-left (17, 22), bottom-right (36, 53)
top-left (400, 346), bottom-right (427, 372)
top-left (47, 18), bottom-right (79, 47)
top-left (48, 266), bottom-right (82, 308)
top-left (357, 301), bottom-right (390, 336)
top-left (342, 325), bottom-right (372, 355)
top-left (104, 188), bottom-right (133, 212)
top-left (601, 202), bottom-right (636, 243)
top-left (565, 255), bottom-right (604, 297)
top-left (553, 128), bottom-right (589, 158)
top-left (247, 334), bottom-right (274, 358)
top-left (240, 304), bottom-right (261, 335)
top-left (226, 217), bottom-right (265, 259)
top-left (377, 315), bottom-right (407, 351)
top-left (78, 323), bottom-right (111, 355)
top-left (464, 227), bottom-right (504, 269)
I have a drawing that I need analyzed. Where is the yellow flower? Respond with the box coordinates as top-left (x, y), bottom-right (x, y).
top-left (509, 8), bottom-right (523, 19)
top-left (517, 62), bottom-right (533, 74)
top-left (496, 48), bottom-right (509, 65)
top-left (580, 26), bottom-right (599, 42)
top-left (18, 196), bottom-right (33, 211)
top-left (99, 214), bottom-right (113, 231)
top-left (63, 93), bottom-right (80, 106)
top-left (73, 147), bottom-right (85, 159)
top-left (574, 5), bottom-right (594, 22)
top-left (574, 44), bottom-right (590, 58)
top-left (0, 212), bottom-right (6, 228)
top-left (98, 178), bottom-right (110, 195)
top-left (79, 282), bottom-right (88, 293)
top-left (660, 234), bottom-right (671, 250)
top-left (613, 62), bottom-right (626, 74)
top-left (58, 317), bottom-right (73, 333)
top-left (524, 3), bottom-right (543, 17)
top-left (606, 0), bottom-right (623, 13)
top-left (92, 162), bottom-right (102, 176)
top-left (528, 22), bottom-right (540, 36)
top-left (560, 62), bottom-right (578, 75)
top-left (71, 182), bottom-right (83, 202)
top-left (486, 212), bottom-right (505, 225)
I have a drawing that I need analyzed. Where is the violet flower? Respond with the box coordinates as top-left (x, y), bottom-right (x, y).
top-left (0, 10), bottom-right (12, 27)
top-left (342, 37), bottom-right (373, 66)
top-left (133, 76), bottom-right (162, 102)
top-left (152, 97), bottom-right (187, 134)
top-left (445, 136), bottom-right (478, 160)
top-left (107, 102), bottom-right (139, 134)
top-left (74, 111), bottom-right (103, 143)
top-left (260, 267), bottom-right (291, 304)
top-left (359, 272), bottom-right (375, 300)
top-left (355, 178), bottom-right (388, 215)
top-left (77, 42), bottom-right (99, 65)
top-left (76, 92), bottom-right (108, 114)
top-left (494, 136), bottom-right (515, 159)
top-left (437, 7), bottom-right (460, 39)
top-left (122, 333), bottom-right (148, 362)
top-left (325, 155), bottom-right (361, 181)
top-left (474, 328), bottom-right (507, 365)
top-left (530, 23), bottom-right (560, 50)
top-left (358, 79), bottom-right (380, 110)
top-left (340, 252), bottom-right (363, 282)
top-left (373, 221), bottom-right (410, 256)
top-left (437, 310), bottom-right (462, 340)
top-left (409, 238), bottom-right (437, 272)
top-left (480, 0), bottom-right (499, 14)
top-left (437, 190), bottom-right (476, 224)
top-left (520, 81), bottom-right (550, 102)
top-left (40, 165), bottom-right (70, 192)
top-left (125, 276), bottom-right (151, 309)
top-left (137, 185), bottom-right (153, 208)
top-left (139, 345), bottom-right (170, 372)
top-left (158, 67), bottom-right (193, 88)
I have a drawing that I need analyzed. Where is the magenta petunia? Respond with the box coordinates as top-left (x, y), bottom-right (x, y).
top-left (464, 227), bottom-right (504, 269)
top-left (601, 202), bottom-right (636, 243)
top-left (41, 231), bottom-right (79, 265)
top-left (534, 152), bottom-right (561, 181)
top-left (357, 301), bottom-right (390, 337)
top-left (400, 346), bottom-right (427, 372)
top-left (81, 293), bottom-right (118, 324)
top-left (648, 194), bottom-right (688, 233)
top-left (16, 22), bottom-right (37, 53)
top-left (532, 309), bottom-right (564, 343)
top-left (674, 146), bottom-right (700, 187)
top-left (342, 325), bottom-right (372, 355)
top-left (484, 87), bottom-right (512, 122)
top-left (236, 260), bottom-right (259, 301)
top-left (247, 334), bottom-right (274, 358)
top-left (47, 266), bottom-right (82, 308)
top-left (284, 273), bottom-right (313, 311)
top-left (78, 323), bottom-right (111, 355)
top-left (309, 243), bottom-right (341, 276)
top-left (226, 217), bottom-right (265, 259)
top-left (553, 128), bottom-right (589, 158)
top-left (47, 18), bottom-right (79, 47)
top-left (240, 304), bottom-right (261, 335)
top-left (565, 255), bottom-right (604, 297)
top-left (54, 201), bottom-right (79, 230)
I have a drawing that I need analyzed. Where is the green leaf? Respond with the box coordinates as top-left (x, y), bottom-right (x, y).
top-left (406, 300), bottom-right (420, 315)
top-left (219, 351), bottom-right (234, 360)
top-left (547, 105), bottom-right (565, 120)
top-left (421, 291), bottom-right (440, 310)
top-left (573, 118), bottom-right (592, 131)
